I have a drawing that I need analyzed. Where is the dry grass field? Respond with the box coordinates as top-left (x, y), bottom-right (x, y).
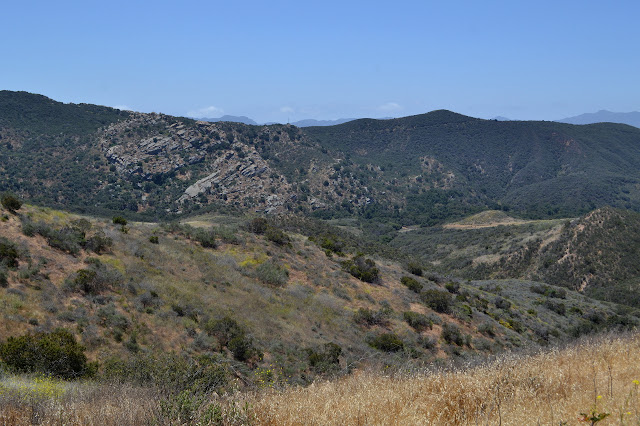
top-left (2, 332), bottom-right (639, 425)
top-left (245, 332), bottom-right (640, 425)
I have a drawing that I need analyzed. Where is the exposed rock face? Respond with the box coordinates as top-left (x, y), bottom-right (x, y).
top-left (177, 146), bottom-right (288, 213)
top-left (96, 112), bottom-right (391, 215)
top-left (101, 113), bottom-right (212, 177)
top-left (98, 113), bottom-right (302, 214)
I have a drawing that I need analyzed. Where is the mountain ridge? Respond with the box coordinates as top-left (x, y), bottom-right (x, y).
top-left (2, 90), bottom-right (640, 224)
top-left (556, 110), bottom-right (640, 128)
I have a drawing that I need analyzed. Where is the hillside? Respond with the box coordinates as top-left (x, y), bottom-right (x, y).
top-left (3, 91), bottom-right (640, 225)
top-left (304, 111), bottom-right (640, 219)
top-left (392, 207), bottom-right (640, 310)
top-left (491, 207), bottom-right (640, 304)
top-left (2, 202), bottom-right (638, 386)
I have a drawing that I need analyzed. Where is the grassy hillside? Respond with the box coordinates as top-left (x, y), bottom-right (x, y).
top-left (390, 212), bottom-right (568, 276)
top-left (2, 202), bottom-right (637, 385)
top-left (4, 91), bottom-right (640, 424)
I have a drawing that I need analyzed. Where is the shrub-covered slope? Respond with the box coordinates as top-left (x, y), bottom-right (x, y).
top-left (393, 207), bottom-right (640, 309)
top-left (3, 91), bottom-right (640, 225)
top-left (1, 203), bottom-right (637, 387)
top-left (304, 111), bottom-right (640, 218)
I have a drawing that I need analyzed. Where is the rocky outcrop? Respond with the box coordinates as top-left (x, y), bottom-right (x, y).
top-left (98, 113), bottom-right (300, 214)
top-left (96, 111), bottom-right (391, 215)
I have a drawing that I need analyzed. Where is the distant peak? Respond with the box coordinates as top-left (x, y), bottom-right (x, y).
top-left (199, 115), bottom-right (258, 125)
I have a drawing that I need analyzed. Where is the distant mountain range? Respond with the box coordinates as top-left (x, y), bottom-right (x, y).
top-left (199, 115), bottom-right (358, 127)
top-left (199, 110), bottom-right (640, 129)
top-left (199, 115), bottom-right (258, 125)
top-left (556, 110), bottom-right (640, 128)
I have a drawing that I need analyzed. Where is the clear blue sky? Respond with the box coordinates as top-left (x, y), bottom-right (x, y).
top-left (2, 0), bottom-right (639, 123)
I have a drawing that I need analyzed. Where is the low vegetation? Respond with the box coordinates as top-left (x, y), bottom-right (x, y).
top-left (240, 333), bottom-right (640, 425)
top-left (2, 333), bottom-right (639, 424)
top-left (0, 328), bottom-right (95, 379)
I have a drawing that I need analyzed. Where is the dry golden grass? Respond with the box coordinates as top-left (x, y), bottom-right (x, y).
top-left (243, 333), bottom-right (640, 425)
top-left (0, 380), bottom-right (158, 425)
top-left (1, 335), bottom-right (639, 425)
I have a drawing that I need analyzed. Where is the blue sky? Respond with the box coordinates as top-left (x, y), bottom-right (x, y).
top-left (2, 0), bottom-right (639, 123)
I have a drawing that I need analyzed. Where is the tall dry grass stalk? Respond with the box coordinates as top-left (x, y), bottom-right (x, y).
top-left (245, 333), bottom-right (640, 425)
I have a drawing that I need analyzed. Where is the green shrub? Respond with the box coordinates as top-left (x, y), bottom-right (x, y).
top-left (306, 342), bottom-right (342, 373)
top-left (0, 328), bottom-right (95, 378)
top-left (421, 289), bottom-right (452, 314)
top-left (418, 336), bottom-right (437, 351)
top-left (228, 335), bottom-right (258, 361)
top-left (544, 299), bottom-right (566, 316)
top-left (20, 217), bottom-right (40, 237)
top-left (204, 316), bottom-right (244, 347)
top-left (445, 282), bottom-right (460, 294)
top-left (22, 219), bottom-right (86, 255)
top-left (1, 193), bottom-right (22, 213)
top-left (213, 226), bottom-right (239, 244)
top-left (0, 237), bottom-right (19, 268)
top-left (407, 262), bottom-right (423, 276)
top-left (530, 284), bottom-right (567, 299)
top-left (319, 236), bottom-right (345, 256)
top-left (401, 276), bottom-right (422, 293)
top-left (368, 333), bottom-right (404, 352)
top-left (477, 322), bottom-right (495, 337)
top-left (71, 269), bottom-right (98, 293)
top-left (342, 255), bottom-right (379, 283)
top-left (494, 297), bottom-right (511, 310)
top-left (244, 217), bottom-right (268, 234)
top-left (255, 261), bottom-right (289, 286)
top-left (149, 235), bottom-right (159, 244)
top-left (441, 323), bottom-right (464, 346)
top-left (353, 307), bottom-right (390, 327)
top-left (0, 268), bottom-right (8, 288)
top-left (203, 316), bottom-right (259, 361)
top-left (112, 216), bottom-right (128, 226)
top-left (97, 304), bottom-right (130, 335)
top-left (65, 259), bottom-right (123, 295)
top-left (85, 231), bottom-right (113, 253)
top-left (264, 226), bottom-right (291, 246)
top-left (403, 311), bottom-right (432, 331)
top-left (508, 318), bottom-right (525, 333)
top-left (135, 290), bottom-right (163, 312)
top-left (193, 228), bottom-right (217, 249)
top-left (71, 218), bottom-right (92, 233)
